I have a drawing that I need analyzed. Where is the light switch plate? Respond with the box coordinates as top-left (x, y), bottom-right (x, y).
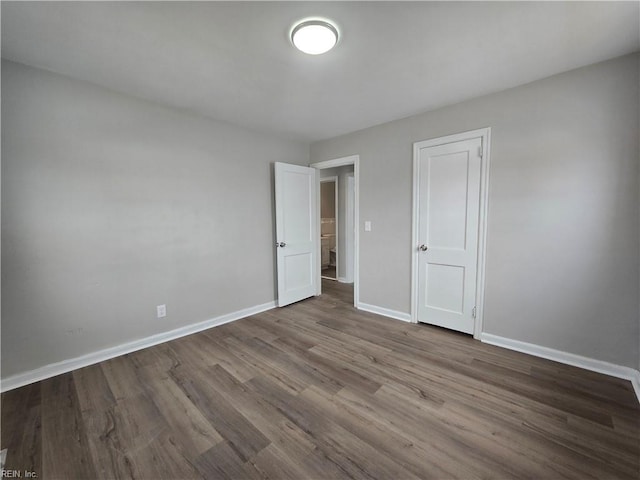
top-left (364, 221), bottom-right (372, 231)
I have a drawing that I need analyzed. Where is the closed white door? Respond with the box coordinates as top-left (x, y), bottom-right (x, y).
top-left (415, 137), bottom-right (482, 334)
top-left (275, 162), bottom-right (318, 307)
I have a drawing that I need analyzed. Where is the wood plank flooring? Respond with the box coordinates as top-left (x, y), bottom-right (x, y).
top-left (2, 280), bottom-right (639, 479)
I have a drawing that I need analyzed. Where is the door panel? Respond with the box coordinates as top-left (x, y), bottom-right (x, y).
top-left (275, 162), bottom-right (318, 307)
top-left (416, 138), bottom-right (482, 334)
top-left (425, 263), bottom-right (465, 313)
top-left (427, 151), bottom-right (469, 249)
top-left (283, 171), bottom-right (313, 242)
top-left (284, 252), bottom-right (314, 288)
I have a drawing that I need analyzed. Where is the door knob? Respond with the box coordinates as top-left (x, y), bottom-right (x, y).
top-left (419, 244), bottom-right (428, 251)
top-left (276, 242), bottom-right (286, 248)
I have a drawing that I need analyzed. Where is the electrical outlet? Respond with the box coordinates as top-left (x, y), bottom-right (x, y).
top-left (157, 304), bottom-right (166, 318)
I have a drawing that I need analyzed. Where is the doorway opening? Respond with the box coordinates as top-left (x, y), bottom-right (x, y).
top-left (311, 155), bottom-right (359, 307)
top-left (320, 176), bottom-right (338, 280)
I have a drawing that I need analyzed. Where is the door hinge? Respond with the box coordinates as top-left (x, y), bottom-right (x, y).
top-left (477, 145), bottom-right (483, 159)
top-left (472, 306), bottom-right (477, 319)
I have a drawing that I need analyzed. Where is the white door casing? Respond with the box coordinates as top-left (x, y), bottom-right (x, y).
top-left (310, 155), bottom-right (360, 307)
top-left (275, 162), bottom-right (318, 307)
top-left (412, 129), bottom-right (490, 336)
top-left (345, 174), bottom-right (355, 283)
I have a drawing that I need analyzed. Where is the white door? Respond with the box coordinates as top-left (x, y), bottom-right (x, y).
top-left (415, 137), bottom-right (482, 334)
top-left (275, 162), bottom-right (318, 307)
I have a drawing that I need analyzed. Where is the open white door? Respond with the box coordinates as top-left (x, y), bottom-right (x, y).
top-left (275, 162), bottom-right (318, 307)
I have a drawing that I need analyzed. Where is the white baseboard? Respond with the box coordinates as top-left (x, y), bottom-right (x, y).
top-left (480, 333), bottom-right (640, 403)
top-left (632, 370), bottom-right (640, 403)
top-left (0, 301), bottom-right (276, 393)
top-left (357, 302), bottom-right (412, 323)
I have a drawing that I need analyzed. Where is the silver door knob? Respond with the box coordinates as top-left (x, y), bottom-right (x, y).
top-left (419, 244), bottom-right (428, 251)
top-left (276, 242), bottom-right (286, 248)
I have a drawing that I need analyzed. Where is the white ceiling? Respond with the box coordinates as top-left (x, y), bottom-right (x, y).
top-left (2, 2), bottom-right (639, 142)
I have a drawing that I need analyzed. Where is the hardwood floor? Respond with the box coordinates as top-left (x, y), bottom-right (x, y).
top-left (2, 280), bottom-right (639, 479)
top-left (321, 265), bottom-right (336, 280)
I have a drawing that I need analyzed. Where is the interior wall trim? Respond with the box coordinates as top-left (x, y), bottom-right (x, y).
top-left (0, 300), bottom-right (276, 393)
top-left (310, 155), bottom-right (360, 308)
top-left (480, 332), bottom-right (640, 403)
top-left (632, 370), bottom-right (640, 403)
top-left (357, 302), bottom-right (412, 323)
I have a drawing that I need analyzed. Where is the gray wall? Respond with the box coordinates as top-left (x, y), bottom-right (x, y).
top-left (321, 165), bottom-right (355, 280)
top-left (1, 60), bottom-right (309, 378)
top-left (311, 54), bottom-right (640, 368)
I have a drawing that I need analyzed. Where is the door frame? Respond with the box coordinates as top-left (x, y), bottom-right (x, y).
top-left (320, 176), bottom-right (339, 280)
top-left (344, 174), bottom-right (355, 283)
top-left (411, 128), bottom-right (491, 339)
top-left (310, 155), bottom-right (360, 308)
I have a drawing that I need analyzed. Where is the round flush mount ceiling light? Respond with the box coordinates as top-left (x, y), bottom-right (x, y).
top-left (291, 19), bottom-right (339, 55)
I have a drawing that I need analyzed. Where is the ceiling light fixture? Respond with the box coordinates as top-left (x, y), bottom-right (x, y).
top-left (291, 19), bottom-right (339, 55)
